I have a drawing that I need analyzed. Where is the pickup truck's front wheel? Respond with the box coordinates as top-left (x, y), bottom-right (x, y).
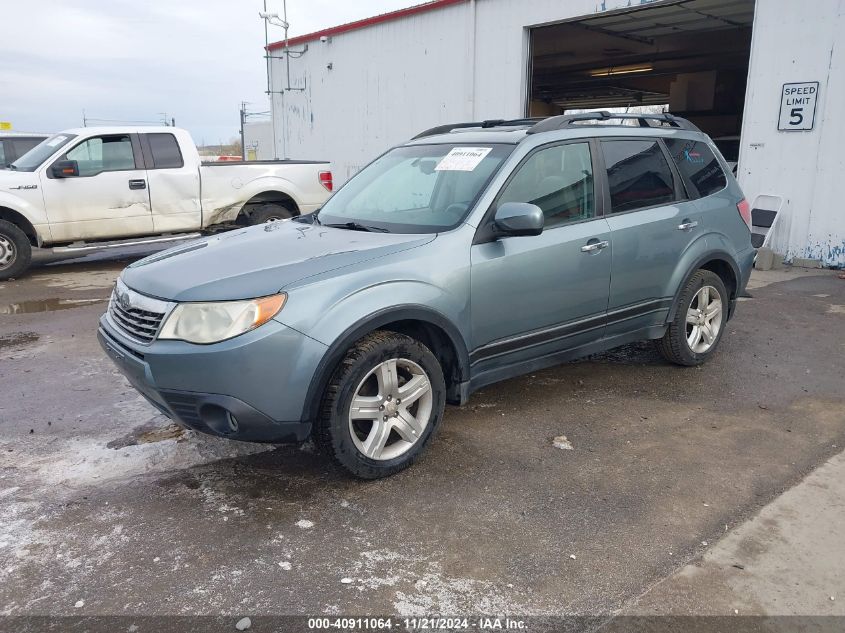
top-left (0, 220), bottom-right (32, 281)
top-left (247, 203), bottom-right (294, 225)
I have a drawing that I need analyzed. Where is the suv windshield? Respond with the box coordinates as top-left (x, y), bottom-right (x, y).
top-left (9, 134), bottom-right (77, 172)
top-left (317, 143), bottom-right (513, 233)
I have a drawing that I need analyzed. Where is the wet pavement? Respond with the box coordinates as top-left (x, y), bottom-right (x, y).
top-left (1, 252), bottom-right (844, 617)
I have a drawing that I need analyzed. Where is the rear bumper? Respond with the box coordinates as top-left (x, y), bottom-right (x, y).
top-left (737, 247), bottom-right (755, 294)
top-left (730, 246), bottom-right (756, 320)
top-left (98, 315), bottom-right (328, 443)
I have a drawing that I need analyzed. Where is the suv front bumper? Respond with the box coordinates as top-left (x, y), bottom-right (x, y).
top-left (98, 315), bottom-right (328, 443)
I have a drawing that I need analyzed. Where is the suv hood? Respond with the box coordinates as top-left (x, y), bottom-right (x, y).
top-left (122, 220), bottom-right (435, 302)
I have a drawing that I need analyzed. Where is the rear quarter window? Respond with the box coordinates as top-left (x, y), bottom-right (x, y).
top-left (664, 138), bottom-right (727, 199)
top-left (147, 133), bottom-right (184, 169)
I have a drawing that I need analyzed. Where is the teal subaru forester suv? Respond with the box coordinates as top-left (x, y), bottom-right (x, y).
top-left (99, 112), bottom-right (755, 478)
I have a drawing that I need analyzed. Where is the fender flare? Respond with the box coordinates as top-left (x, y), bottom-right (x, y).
top-left (238, 178), bottom-right (305, 210)
top-left (301, 305), bottom-right (470, 422)
top-left (0, 201), bottom-right (44, 246)
top-left (666, 250), bottom-right (741, 322)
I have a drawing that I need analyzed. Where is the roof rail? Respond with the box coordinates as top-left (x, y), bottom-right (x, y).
top-left (412, 118), bottom-right (545, 140)
top-left (526, 111), bottom-right (701, 134)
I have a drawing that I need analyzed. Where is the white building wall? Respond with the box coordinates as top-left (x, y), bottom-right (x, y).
top-left (272, 1), bottom-right (473, 182)
top-left (739, 0), bottom-right (844, 266)
top-left (272, 0), bottom-right (845, 266)
top-left (243, 120), bottom-right (275, 160)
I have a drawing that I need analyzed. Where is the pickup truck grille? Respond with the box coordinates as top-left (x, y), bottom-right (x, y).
top-left (108, 279), bottom-right (170, 344)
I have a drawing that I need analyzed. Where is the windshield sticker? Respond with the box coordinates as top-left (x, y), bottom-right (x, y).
top-left (435, 147), bottom-right (493, 172)
top-left (46, 135), bottom-right (67, 147)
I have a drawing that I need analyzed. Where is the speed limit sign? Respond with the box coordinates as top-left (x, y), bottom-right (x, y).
top-left (778, 82), bottom-right (819, 131)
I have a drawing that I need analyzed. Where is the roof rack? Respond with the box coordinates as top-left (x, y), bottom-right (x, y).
top-left (526, 111), bottom-right (700, 134)
top-left (412, 118), bottom-right (544, 140)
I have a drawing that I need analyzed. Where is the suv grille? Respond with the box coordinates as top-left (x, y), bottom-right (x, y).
top-left (108, 279), bottom-right (170, 344)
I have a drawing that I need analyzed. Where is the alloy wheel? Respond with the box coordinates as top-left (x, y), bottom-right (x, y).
top-left (348, 358), bottom-right (434, 461)
top-left (685, 285), bottom-right (723, 354)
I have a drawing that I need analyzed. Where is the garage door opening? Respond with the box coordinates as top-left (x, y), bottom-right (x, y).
top-left (527, 0), bottom-right (756, 163)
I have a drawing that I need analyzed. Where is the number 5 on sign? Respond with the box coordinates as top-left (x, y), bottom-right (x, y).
top-left (778, 82), bottom-right (819, 131)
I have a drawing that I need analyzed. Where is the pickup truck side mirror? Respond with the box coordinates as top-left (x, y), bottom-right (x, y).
top-left (51, 160), bottom-right (79, 178)
top-left (493, 202), bottom-right (544, 237)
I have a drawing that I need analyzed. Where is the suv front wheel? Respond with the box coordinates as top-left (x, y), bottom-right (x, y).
top-left (315, 331), bottom-right (446, 479)
top-left (656, 269), bottom-right (728, 366)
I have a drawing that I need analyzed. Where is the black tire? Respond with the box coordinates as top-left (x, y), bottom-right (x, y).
top-left (315, 330), bottom-right (446, 479)
top-left (246, 202), bottom-right (294, 225)
top-left (0, 220), bottom-right (32, 281)
top-left (656, 269), bottom-right (729, 366)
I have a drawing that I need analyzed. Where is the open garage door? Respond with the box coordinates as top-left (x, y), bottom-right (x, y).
top-left (528, 0), bottom-right (755, 154)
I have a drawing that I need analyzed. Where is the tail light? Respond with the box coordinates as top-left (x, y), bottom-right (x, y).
top-left (319, 171), bottom-right (333, 192)
top-left (737, 198), bottom-right (751, 230)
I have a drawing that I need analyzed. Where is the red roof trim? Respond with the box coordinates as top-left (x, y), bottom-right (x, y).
top-left (266, 0), bottom-right (467, 50)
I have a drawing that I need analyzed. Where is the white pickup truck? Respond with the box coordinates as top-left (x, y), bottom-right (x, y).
top-left (0, 126), bottom-right (332, 279)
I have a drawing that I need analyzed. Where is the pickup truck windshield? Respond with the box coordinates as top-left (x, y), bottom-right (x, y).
top-left (10, 134), bottom-right (77, 172)
top-left (317, 143), bottom-right (513, 233)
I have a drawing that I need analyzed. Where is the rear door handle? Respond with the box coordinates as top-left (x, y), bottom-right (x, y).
top-left (678, 220), bottom-right (699, 231)
top-left (581, 240), bottom-right (610, 253)
top-left (128, 179), bottom-right (146, 190)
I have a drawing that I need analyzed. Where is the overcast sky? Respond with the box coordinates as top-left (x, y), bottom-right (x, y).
top-left (0, 0), bottom-right (417, 145)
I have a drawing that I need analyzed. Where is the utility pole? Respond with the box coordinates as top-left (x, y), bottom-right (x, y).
top-left (262, 0), bottom-right (278, 160)
top-left (239, 102), bottom-right (247, 160)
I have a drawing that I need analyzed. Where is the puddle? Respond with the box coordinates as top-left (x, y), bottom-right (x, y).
top-left (0, 298), bottom-right (105, 315)
top-left (33, 266), bottom-right (120, 291)
top-left (0, 332), bottom-right (39, 349)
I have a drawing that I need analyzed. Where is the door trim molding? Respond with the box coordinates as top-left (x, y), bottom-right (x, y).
top-left (469, 297), bottom-right (671, 366)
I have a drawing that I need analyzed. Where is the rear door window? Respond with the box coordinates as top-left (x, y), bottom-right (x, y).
top-left (664, 138), bottom-right (728, 198)
top-left (601, 139), bottom-right (676, 213)
top-left (146, 133), bottom-right (184, 169)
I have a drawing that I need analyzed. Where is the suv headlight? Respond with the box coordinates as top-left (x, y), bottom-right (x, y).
top-left (158, 294), bottom-right (286, 344)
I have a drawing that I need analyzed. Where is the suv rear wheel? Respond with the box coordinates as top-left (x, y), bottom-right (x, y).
top-left (315, 331), bottom-right (446, 479)
top-left (656, 269), bottom-right (728, 366)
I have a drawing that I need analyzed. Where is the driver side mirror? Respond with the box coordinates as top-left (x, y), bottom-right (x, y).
top-left (493, 202), bottom-right (544, 237)
top-left (51, 160), bottom-right (79, 178)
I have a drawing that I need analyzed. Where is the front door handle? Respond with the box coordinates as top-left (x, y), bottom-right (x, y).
top-left (678, 220), bottom-right (699, 231)
top-left (128, 179), bottom-right (146, 190)
top-left (581, 240), bottom-right (610, 253)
